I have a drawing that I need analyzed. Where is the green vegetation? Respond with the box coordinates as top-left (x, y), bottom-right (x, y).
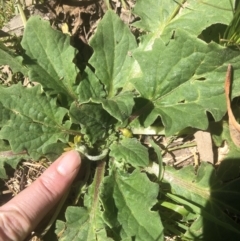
top-left (0, 0), bottom-right (15, 29)
top-left (1, 0), bottom-right (240, 240)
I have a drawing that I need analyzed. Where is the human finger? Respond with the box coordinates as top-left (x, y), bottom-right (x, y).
top-left (0, 150), bottom-right (81, 241)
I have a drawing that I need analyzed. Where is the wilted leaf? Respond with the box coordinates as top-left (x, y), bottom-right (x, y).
top-left (224, 64), bottom-right (240, 147)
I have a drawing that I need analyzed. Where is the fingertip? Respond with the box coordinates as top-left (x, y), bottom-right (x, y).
top-left (57, 150), bottom-right (81, 176)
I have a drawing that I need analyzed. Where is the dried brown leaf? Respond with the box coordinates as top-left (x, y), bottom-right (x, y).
top-left (225, 64), bottom-right (240, 147)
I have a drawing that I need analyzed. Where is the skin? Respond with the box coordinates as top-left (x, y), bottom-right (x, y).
top-left (0, 150), bottom-right (81, 241)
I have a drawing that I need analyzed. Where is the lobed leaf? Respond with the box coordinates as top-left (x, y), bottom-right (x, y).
top-left (89, 10), bottom-right (137, 97)
top-left (101, 170), bottom-right (163, 241)
top-left (0, 43), bottom-right (28, 75)
top-left (0, 140), bottom-right (29, 178)
top-left (132, 0), bottom-right (177, 33)
top-left (132, 29), bottom-right (240, 135)
top-left (162, 0), bottom-right (233, 38)
top-left (21, 16), bottom-right (78, 101)
top-left (56, 162), bottom-right (111, 241)
top-left (133, 0), bottom-right (233, 50)
top-left (77, 69), bottom-right (134, 122)
top-left (0, 84), bottom-right (70, 159)
top-left (88, 10), bottom-right (137, 122)
top-left (76, 67), bottom-right (106, 103)
top-left (56, 206), bottom-right (112, 241)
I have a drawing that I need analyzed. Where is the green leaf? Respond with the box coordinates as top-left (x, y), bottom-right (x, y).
top-left (76, 67), bottom-right (134, 122)
top-left (148, 138), bottom-right (163, 180)
top-left (56, 207), bottom-right (113, 241)
top-left (0, 102), bottom-right (11, 127)
top-left (88, 10), bottom-right (136, 122)
top-left (69, 102), bottom-right (115, 144)
top-left (132, 0), bottom-right (177, 33)
top-left (43, 142), bottom-right (69, 161)
top-left (21, 16), bottom-right (78, 101)
top-left (0, 152), bottom-right (29, 179)
top-left (183, 214), bottom-right (238, 241)
top-left (162, 0), bottom-right (233, 38)
top-left (132, 29), bottom-right (240, 135)
top-left (56, 162), bottom-right (111, 241)
top-left (101, 169), bottom-right (163, 241)
top-left (109, 138), bottom-right (149, 167)
top-left (133, 0), bottom-right (233, 49)
top-left (76, 67), bottom-right (106, 103)
top-left (89, 10), bottom-right (137, 97)
top-left (210, 121), bottom-right (240, 182)
top-left (93, 92), bottom-right (134, 123)
top-left (0, 84), bottom-right (70, 159)
top-left (164, 162), bottom-right (240, 239)
top-left (0, 140), bottom-right (29, 179)
top-left (0, 43), bottom-right (28, 75)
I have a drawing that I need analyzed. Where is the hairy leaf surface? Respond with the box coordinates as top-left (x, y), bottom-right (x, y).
top-left (0, 84), bottom-right (70, 159)
top-left (164, 162), bottom-right (240, 239)
top-left (0, 140), bottom-right (29, 178)
top-left (56, 162), bottom-right (111, 241)
top-left (70, 102), bottom-right (114, 143)
top-left (88, 11), bottom-right (137, 122)
top-left (76, 67), bottom-right (106, 103)
top-left (133, 0), bottom-right (233, 49)
top-left (21, 16), bottom-right (78, 101)
top-left (109, 138), bottom-right (149, 167)
top-left (101, 170), bottom-right (163, 241)
top-left (132, 29), bottom-right (240, 135)
top-left (89, 10), bottom-right (137, 96)
top-left (0, 43), bottom-right (28, 75)
top-left (92, 92), bottom-right (134, 122)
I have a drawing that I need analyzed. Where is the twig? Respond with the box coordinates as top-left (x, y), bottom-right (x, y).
top-left (163, 142), bottom-right (197, 153)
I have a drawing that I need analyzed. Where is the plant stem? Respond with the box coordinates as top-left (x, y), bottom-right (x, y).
top-left (16, 1), bottom-right (27, 27)
top-left (91, 160), bottom-right (106, 215)
top-left (168, 0), bottom-right (187, 21)
top-left (165, 142), bottom-right (196, 153)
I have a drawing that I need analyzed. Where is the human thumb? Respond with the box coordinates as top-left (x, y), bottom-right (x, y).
top-left (0, 150), bottom-right (81, 241)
